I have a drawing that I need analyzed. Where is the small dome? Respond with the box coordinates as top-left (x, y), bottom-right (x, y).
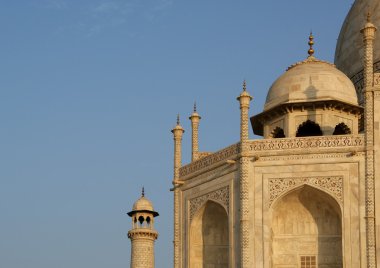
top-left (132, 196), bottom-right (154, 211)
top-left (264, 57), bottom-right (359, 111)
top-left (335, 0), bottom-right (380, 78)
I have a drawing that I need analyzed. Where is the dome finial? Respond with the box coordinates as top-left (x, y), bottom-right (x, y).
top-left (367, 11), bottom-right (371, 23)
top-left (141, 186), bottom-right (145, 197)
top-left (193, 102), bottom-right (197, 112)
top-left (308, 31), bottom-right (315, 57)
top-left (243, 80), bottom-right (247, 91)
top-left (176, 114), bottom-right (180, 125)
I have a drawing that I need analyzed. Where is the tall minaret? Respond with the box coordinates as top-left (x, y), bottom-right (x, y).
top-left (127, 188), bottom-right (159, 268)
top-left (189, 103), bottom-right (201, 161)
top-left (361, 12), bottom-right (379, 268)
top-left (171, 115), bottom-right (184, 268)
top-left (236, 80), bottom-right (252, 268)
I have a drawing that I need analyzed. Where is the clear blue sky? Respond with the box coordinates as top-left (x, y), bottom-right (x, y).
top-left (0, 1), bottom-right (353, 267)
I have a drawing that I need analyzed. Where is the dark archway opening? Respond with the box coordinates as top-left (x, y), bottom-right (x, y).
top-left (333, 123), bottom-right (351, 135)
top-left (296, 120), bottom-right (323, 137)
top-left (271, 127), bottom-right (286, 138)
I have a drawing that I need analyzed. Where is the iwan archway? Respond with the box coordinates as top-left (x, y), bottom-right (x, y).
top-left (189, 200), bottom-right (229, 268)
top-left (271, 185), bottom-right (342, 268)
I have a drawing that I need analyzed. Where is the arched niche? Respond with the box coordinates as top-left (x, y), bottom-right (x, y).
top-left (271, 185), bottom-right (342, 268)
top-left (189, 200), bottom-right (229, 268)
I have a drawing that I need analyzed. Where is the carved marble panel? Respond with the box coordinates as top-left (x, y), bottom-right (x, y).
top-left (269, 176), bottom-right (343, 207)
top-left (189, 186), bottom-right (229, 221)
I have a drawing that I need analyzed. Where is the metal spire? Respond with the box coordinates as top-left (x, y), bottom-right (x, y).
top-left (308, 32), bottom-right (315, 57)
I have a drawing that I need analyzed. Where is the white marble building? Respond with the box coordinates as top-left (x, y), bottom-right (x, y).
top-left (169, 1), bottom-right (380, 267)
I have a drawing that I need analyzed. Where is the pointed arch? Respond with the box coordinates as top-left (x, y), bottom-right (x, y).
top-left (271, 185), bottom-right (342, 267)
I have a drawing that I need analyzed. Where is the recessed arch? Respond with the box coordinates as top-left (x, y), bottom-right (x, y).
top-left (189, 200), bottom-right (229, 268)
top-left (296, 120), bottom-right (323, 137)
top-left (271, 185), bottom-right (342, 267)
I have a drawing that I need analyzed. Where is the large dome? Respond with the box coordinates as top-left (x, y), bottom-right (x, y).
top-left (335, 0), bottom-right (380, 79)
top-left (264, 57), bottom-right (358, 111)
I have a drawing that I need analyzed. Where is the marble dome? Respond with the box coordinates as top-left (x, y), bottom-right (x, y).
top-left (335, 0), bottom-right (380, 79)
top-left (132, 196), bottom-right (155, 211)
top-left (264, 57), bottom-right (359, 111)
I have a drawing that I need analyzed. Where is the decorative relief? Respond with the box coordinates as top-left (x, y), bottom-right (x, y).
top-left (180, 143), bottom-right (239, 177)
top-left (269, 176), bottom-right (343, 207)
top-left (374, 73), bottom-right (380, 86)
top-left (189, 186), bottom-right (229, 221)
top-left (194, 151), bottom-right (212, 161)
top-left (180, 136), bottom-right (364, 177)
top-left (259, 152), bottom-right (364, 162)
top-left (249, 135), bottom-right (364, 151)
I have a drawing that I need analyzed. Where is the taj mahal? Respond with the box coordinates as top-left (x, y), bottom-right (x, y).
top-left (127, 0), bottom-right (380, 267)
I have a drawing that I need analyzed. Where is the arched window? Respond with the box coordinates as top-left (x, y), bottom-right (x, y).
top-left (138, 216), bottom-right (144, 226)
top-left (271, 127), bottom-right (286, 138)
top-left (146, 216), bottom-right (151, 227)
top-left (296, 120), bottom-right (323, 137)
top-left (333, 123), bottom-right (351, 135)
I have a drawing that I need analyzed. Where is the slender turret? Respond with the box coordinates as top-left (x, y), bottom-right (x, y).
top-left (128, 188), bottom-right (159, 268)
top-left (236, 80), bottom-right (252, 267)
top-left (189, 103), bottom-right (201, 161)
top-left (171, 115), bottom-right (184, 268)
top-left (361, 12), bottom-right (377, 268)
top-left (237, 80), bottom-right (252, 142)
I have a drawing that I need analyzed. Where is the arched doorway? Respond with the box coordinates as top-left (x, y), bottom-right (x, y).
top-left (271, 186), bottom-right (342, 268)
top-left (189, 201), bottom-right (229, 268)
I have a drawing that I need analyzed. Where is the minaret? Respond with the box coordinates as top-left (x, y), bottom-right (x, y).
top-left (236, 80), bottom-right (252, 268)
top-left (361, 13), bottom-right (378, 268)
top-left (127, 188), bottom-right (159, 268)
top-left (171, 115), bottom-right (184, 268)
top-left (189, 103), bottom-right (201, 161)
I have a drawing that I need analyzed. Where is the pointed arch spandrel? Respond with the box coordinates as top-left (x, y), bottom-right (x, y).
top-left (268, 176), bottom-right (343, 209)
top-left (189, 186), bottom-right (229, 223)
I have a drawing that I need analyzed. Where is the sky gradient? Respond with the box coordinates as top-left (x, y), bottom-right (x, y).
top-left (1, 1), bottom-right (353, 267)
